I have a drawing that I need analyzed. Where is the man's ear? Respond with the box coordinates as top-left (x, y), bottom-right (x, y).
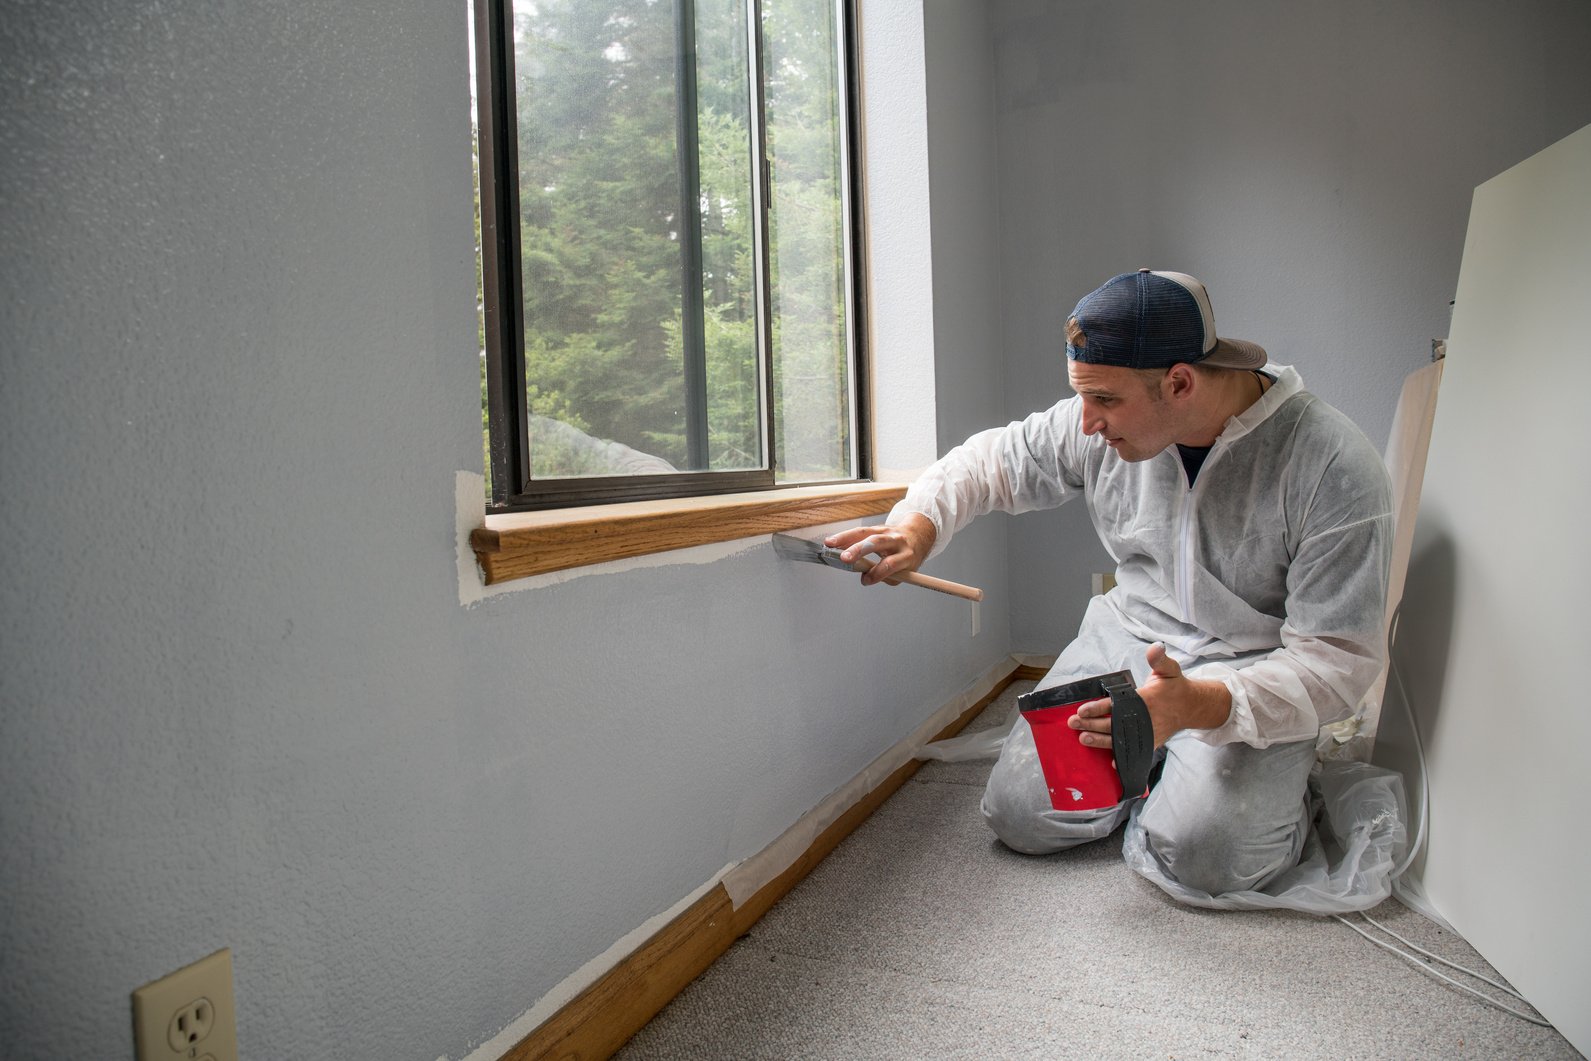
top-left (1165, 362), bottom-right (1197, 399)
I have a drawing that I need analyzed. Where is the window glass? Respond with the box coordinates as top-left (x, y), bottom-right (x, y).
top-left (764, 0), bottom-right (853, 482)
top-left (696, 0), bottom-right (763, 474)
top-left (515, 0), bottom-right (696, 478)
top-left (477, 0), bottom-right (860, 506)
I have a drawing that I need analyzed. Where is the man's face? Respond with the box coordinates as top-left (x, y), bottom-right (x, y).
top-left (1066, 361), bottom-right (1178, 462)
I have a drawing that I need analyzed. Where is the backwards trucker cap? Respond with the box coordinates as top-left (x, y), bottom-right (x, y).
top-left (1065, 269), bottom-right (1267, 371)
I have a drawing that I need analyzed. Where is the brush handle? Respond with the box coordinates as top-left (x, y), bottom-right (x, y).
top-left (850, 556), bottom-right (984, 602)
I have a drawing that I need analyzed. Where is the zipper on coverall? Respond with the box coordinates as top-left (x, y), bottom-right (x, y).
top-left (1174, 442), bottom-right (1221, 625)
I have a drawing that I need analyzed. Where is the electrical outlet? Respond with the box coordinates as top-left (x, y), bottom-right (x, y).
top-left (132, 948), bottom-right (238, 1061)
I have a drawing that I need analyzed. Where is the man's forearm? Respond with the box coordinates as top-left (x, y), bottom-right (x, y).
top-left (1176, 677), bottom-right (1233, 734)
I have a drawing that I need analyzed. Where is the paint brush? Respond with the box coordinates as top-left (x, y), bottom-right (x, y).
top-left (770, 533), bottom-right (984, 602)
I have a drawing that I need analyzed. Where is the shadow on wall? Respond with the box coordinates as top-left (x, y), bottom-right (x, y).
top-left (1374, 520), bottom-right (1455, 878)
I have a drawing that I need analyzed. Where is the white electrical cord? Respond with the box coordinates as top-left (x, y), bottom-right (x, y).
top-left (1358, 912), bottom-right (1535, 1006)
top-left (1332, 608), bottom-right (1551, 1028)
top-left (1334, 912), bottom-right (1551, 1027)
top-left (1384, 635), bottom-right (1428, 883)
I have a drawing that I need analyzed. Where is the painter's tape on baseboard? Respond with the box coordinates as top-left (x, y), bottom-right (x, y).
top-left (453, 868), bottom-right (736, 1061)
top-left (720, 654), bottom-right (1021, 907)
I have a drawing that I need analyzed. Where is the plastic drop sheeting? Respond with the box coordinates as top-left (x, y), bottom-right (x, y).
top-left (916, 714), bottom-right (1013, 761)
top-left (1123, 758), bottom-right (1408, 914)
top-left (917, 691), bottom-right (1410, 915)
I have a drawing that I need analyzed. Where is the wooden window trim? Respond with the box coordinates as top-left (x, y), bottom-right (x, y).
top-left (471, 482), bottom-right (906, 585)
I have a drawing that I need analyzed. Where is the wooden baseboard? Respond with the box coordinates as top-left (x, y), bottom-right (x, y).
top-left (501, 662), bottom-right (1031, 1060)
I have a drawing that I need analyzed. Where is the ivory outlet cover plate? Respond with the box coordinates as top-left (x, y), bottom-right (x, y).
top-left (132, 947), bottom-right (238, 1061)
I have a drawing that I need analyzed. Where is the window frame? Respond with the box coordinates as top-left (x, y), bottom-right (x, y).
top-left (472, 0), bottom-right (872, 513)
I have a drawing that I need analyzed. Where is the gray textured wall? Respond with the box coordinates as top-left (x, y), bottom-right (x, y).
top-left (987, 0), bottom-right (1591, 653)
top-left (925, 0), bottom-right (1006, 456)
top-left (0, 2), bottom-right (1008, 1057)
top-left (922, 0), bottom-right (1016, 610)
top-left (8, 0), bottom-right (1589, 1056)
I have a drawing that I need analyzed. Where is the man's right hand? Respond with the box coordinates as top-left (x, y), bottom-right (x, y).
top-left (824, 513), bottom-right (937, 587)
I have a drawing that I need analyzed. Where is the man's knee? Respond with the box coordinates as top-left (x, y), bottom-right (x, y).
top-left (1134, 736), bottom-right (1314, 895)
top-left (1140, 811), bottom-right (1297, 895)
top-left (981, 731), bottom-right (1128, 855)
top-left (981, 799), bottom-right (1067, 856)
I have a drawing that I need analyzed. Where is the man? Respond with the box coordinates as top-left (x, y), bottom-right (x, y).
top-left (827, 269), bottom-right (1393, 897)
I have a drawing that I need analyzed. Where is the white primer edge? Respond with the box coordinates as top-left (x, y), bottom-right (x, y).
top-left (873, 463), bottom-right (930, 484)
top-left (441, 867), bottom-right (736, 1061)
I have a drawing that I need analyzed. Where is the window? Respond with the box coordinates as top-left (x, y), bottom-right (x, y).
top-left (472, 0), bottom-right (867, 511)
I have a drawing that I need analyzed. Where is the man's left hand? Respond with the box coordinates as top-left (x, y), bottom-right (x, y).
top-left (1068, 642), bottom-right (1233, 750)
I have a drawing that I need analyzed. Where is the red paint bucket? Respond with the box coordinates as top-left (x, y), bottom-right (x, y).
top-left (1018, 671), bottom-right (1150, 812)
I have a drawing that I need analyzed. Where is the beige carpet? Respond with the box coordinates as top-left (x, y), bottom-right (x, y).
top-left (619, 683), bottom-right (1578, 1059)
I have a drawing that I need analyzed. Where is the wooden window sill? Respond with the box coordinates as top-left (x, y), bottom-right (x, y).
top-left (470, 482), bottom-right (907, 585)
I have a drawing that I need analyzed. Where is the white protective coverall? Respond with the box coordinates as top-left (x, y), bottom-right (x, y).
top-left (891, 365), bottom-right (1395, 895)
